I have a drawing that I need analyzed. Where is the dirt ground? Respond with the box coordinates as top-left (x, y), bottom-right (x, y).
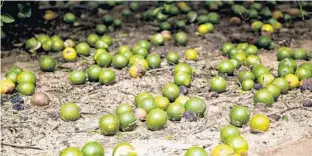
top-left (1, 5), bottom-right (312, 156)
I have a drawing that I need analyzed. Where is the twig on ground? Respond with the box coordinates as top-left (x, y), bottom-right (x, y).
top-left (146, 66), bottom-right (175, 74)
top-left (280, 106), bottom-right (312, 114)
top-left (1, 143), bottom-right (43, 150)
top-left (297, 1), bottom-right (305, 20)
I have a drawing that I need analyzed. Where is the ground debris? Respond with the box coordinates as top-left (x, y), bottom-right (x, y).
top-left (303, 99), bottom-right (312, 107)
top-left (268, 114), bottom-right (281, 121)
top-left (183, 111), bottom-right (197, 122)
top-left (301, 78), bottom-right (312, 91)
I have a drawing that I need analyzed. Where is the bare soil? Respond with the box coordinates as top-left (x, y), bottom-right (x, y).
top-left (1, 5), bottom-right (312, 156)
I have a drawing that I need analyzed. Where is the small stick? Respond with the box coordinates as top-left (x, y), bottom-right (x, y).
top-left (146, 66), bottom-right (175, 74)
top-left (1, 143), bottom-right (43, 150)
top-left (297, 1), bottom-right (305, 20)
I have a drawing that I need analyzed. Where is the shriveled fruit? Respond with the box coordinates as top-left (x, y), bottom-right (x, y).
top-left (64, 39), bottom-right (75, 48)
top-left (82, 141), bottom-right (104, 156)
top-left (99, 114), bottom-right (119, 135)
top-left (69, 70), bottom-right (86, 85)
top-left (62, 47), bottom-right (77, 61)
top-left (155, 96), bottom-right (170, 110)
top-left (30, 92), bottom-right (50, 107)
top-left (250, 114), bottom-right (270, 132)
top-left (229, 105), bottom-right (250, 127)
top-left (134, 108), bottom-right (147, 121)
top-left (146, 108), bottom-right (168, 130)
top-left (119, 112), bottom-right (137, 131)
top-left (129, 64), bottom-right (146, 78)
top-left (99, 69), bottom-right (115, 85)
top-left (185, 146), bottom-right (208, 156)
top-left (129, 55), bottom-right (145, 66)
top-left (60, 147), bottom-right (82, 156)
top-left (162, 83), bottom-right (180, 102)
top-left (209, 76), bottom-right (227, 93)
top-left (39, 56), bottom-right (56, 72)
top-left (220, 125), bottom-right (240, 143)
top-left (60, 103), bottom-right (80, 121)
top-left (184, 97), bottom-right (206, 117)
top-left (1, 79), bottom-right (15, 94)
top-left (253, 89), bottom-right (274, 106)
top-left (167, 103), bottom-right (185, 121)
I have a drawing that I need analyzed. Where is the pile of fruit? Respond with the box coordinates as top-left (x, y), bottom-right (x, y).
top-left (1, 1), bottom-right (312, 156)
